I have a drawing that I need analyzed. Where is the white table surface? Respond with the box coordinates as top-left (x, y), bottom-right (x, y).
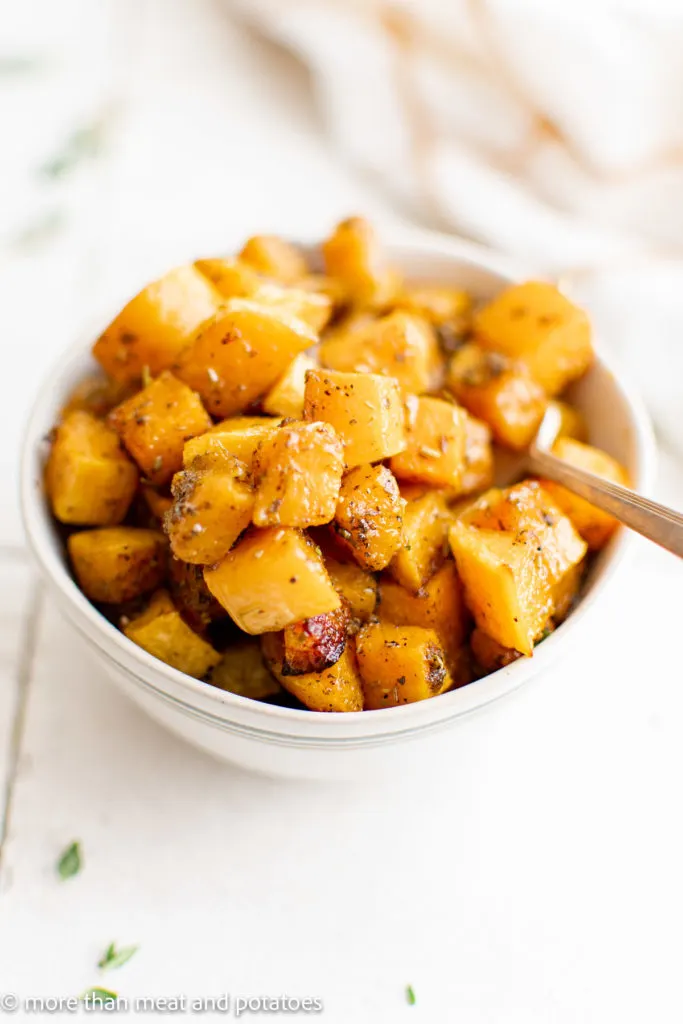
top-left (2, 2), bottom-right (683, 1021)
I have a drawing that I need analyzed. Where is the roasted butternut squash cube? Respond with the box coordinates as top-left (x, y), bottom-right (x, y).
top-left (124, 590), bottom-right (221, 678)
top-left (140, 484), bottom-right (173, 524)
top-left (239, 234), bottom-right (308, 282)
top-left (183, 416), bottom-right (281, 470)
top-left (461, 413), bottom-right (494, 496)
top-left (250, 282), bottom-right (333, 333)
top-left (194, 257), bottom-right (262, 299)
top-left (448, 521), bottom-right (553, 655)
top-left (93, 265), bottom-right (221, 382)
top-left (389, 395), bottom-right (467, 490)
top-left (252, 421), bottom-right (344, 528)
top-left (447, 343), bottom-right (547, 450)
top-left (261, 632), bottom-right (363, 712)
top-left (322, 216), bottom-right (400, 308)
top-left (165, 454), bottom-right (254, 564)
top-left (262, 353), bottom-right (318, 419)
top-left (204, 528), bottom-right (340, 634)
top-left (391, 284), bottom-right (471, 327)
top-left (175, 298), bottom-right (316, 417)
top-left (378, 561), bottom-right (468, 659)
top-left (208, 641), bottom-right (283, 701)
top-left (355, 622), bottom-right (452, 708)
top-left (303, 369), bottom-right (406, 468)
top-left (551, 560), bottom-right (585, 623)
top-left (68, 526), bottom-right (166, 604)
top-left (550, 400), bottom-right (588, 442)
top-left (282, 602), bottom-right (349, 676)
top-left (108, 371), bottom-right (212, 486)
top-left (61, 375), bottom-right (136, 418)
top-left (389, 489), bottom-right (452, 592)
top-left (168, 558), bottom-right (227, 632)
top-left (463, 481), bottom-right (587, 588)
top-left (334, 465), bottom-right (405, 571)
top-left (46, 410), bottom-right (138, 525)
top-left (320, 311), bottom-right (443, 394)
top-left (324, 558), bottom-right (378, 622)
top-left (540, 438), bottom-right (631, 549)
top-left (473, 281), bottom-right (593, 396)
top-left (470, 628), bottom-right (522, 674)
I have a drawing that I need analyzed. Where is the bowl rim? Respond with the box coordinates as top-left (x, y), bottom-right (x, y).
top-left (20, 228), bottom-right (657, 741)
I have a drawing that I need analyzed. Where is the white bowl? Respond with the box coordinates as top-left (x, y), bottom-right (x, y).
top-left (20, 232), bottom-right (656, 780)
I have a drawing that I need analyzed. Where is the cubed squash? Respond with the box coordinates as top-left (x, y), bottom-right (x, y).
top-left (140, 484), bottom-right (173, 524)
top-left (183, 416), bottom-right (281, 470)
top-left (46, 410), bottom-right (138, 526)
top-left (68, 527), bottom-right (166, 604)
top-left (124, 590), bottom-right (221, 678)
top-left (324, 558), bottom-right (378, 622)
top-left (470, 628), bottom-right (522, 673)
top-left (194, 257), bottom-right (262, 299)
top-left (304, 369), bottom-right (406, 468)
top-left (61, 375), bottom-right (136, 418)
top-left (261, 632), bottom-right (363, 712)
top-left (168, 557), bottom-right (227, 633)
top-left (447, 343), bottom-right (547, 450)
top-left (473, 281), bottom-right (593, 396)
top-left (540, 438), bottom-right (631, 549)
top-left (378, 561), bottom-right (469, 659)
top-left (389, 489), bottom-right (452, 592)
top-left (250, 282), bottom-right (333, 333)
top-left (252, 420), bottom-right (344, 528)
top-left (165, 454), bottom-right (254, 564)
top-left (319, 311), bottom-right (443, 394)
top-left (108, 371), bottom-right (212, 486)
top-left (282, 602), bottom-right (349, 675)
top-left (262, 353), bottom-right (318, 419)
top-left (204, 528), bottom-right (340, 634)
top-left (551, 560), bottom-right (585, 623)
top-left (93, 265), bottom-right (221, 382)
top-left (322, 216), bottom-right (400, 308)
top-left (355, 622), bottom-right (452, 709)
top-left (239, 234), bottom-right (308, 282)
top-left (391, 284), bottom-right (471, 327)
top-left (334, 464), bottom-right (405, 571)
top-left (550, 400), bottom-right (588, 442)
top-left (448, 521), bottom-right (553, 655)
top-left (175, 298), bottom-right (317, 417)
top-left (208, 641), bottom-right (283, 701)
top-left (389, 395), bottom-right (467, 490)
top-left (461, 413), bottom-right (494, 496)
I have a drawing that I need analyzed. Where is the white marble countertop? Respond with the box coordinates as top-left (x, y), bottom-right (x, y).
top-left (2, 2), bottom-right (683, 1021)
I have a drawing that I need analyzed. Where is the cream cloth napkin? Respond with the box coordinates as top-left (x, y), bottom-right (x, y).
top-left (229, 0), bottom-right (683, 455)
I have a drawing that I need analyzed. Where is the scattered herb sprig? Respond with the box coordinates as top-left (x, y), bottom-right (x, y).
top-left (57, 841), bottom-right (82, 880)
top-left (98, 942), bottom-right (139, 972)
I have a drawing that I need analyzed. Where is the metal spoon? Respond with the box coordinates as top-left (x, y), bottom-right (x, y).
top-left (528, 404), bottom-right (683, 558)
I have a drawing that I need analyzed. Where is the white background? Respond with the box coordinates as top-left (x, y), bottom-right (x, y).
top-left (1, 2), bottom-right (682, 1021)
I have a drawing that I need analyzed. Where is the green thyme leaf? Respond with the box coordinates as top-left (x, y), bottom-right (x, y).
top-left (98, 942), bottom-right (139, 972)
top-left (406, 985), bottom-right (416, 1005)
top-left (57, 841), bottom-right (82, 880)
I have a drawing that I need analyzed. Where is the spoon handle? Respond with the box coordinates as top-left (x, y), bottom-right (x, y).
top-left (528, 448), bottom-right (683, 559)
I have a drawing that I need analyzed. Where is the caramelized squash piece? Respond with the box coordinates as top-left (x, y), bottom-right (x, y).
top-left (389, 489), bottom-right (453, 592)
top-left (68, 527), bottom-right (166, 604)
top-left (473, 281), bottom-right (593, 396)
top-left (540, 438), bottom-right (631, 549)
top-left (320, 311), bottom-right (442, 394)
top-left (165, 453), bottom-right (254, 564)
top-left (322, 216), bottom-right (399, 308)
top-left (324, 558), bottom-right (378, 623)
top-left (183, 416), bottom-right (281, 470)
top-left (168, 557), bottom-right (227, 633)
top-left (109, 371), bottom-right (212, 486)
top-left (250, 282), bottom-right (333, 333)
top-left (391, 284), bottom-right (470, 327)
top-left (176, 299), bottom-right (316, 417)
top-left (262, 353), bottom-right (319, 419)
top-left (461, 414), bottom-right (494, 496)
top-left (46, 411), bottom-right (138, 526)
top-left (239, 234), bottom-right (308, 282)
top-left (194, 257), bottom-right (262, 299)
top-left (140, 484), bottom-right (173, 523)
top-left (389, 395), bottom-right (467, 490)
top-left (61, 375), bottom-right (135, 418)
top-left (334, 464), bottom-right (405, 571)
top-left (208, 641), bottom-right (283, 700)
top-left (378, 561), bottom-right (469, 660)
top-left (550, 400), bottom-right (588, 442)
top-left (355, 622), bottom-right (452, 709)
top-left (470, 628), bottom-right (523, 673)
top-left (304, 369), bottom-right (406, 468)
top-left (261, 632), bottom-right (363, 712)
top-left (93, 265), bottom-right (221, 382)
top-left (124, 590), bottom-right (221, 678)
top-left (447, 343), bottom-right (547, 450)
top-left (252, 421), bottom-right (344, 528)
top-left (282, 602), bottom-right (349, 675)
top-left (204, 528), bottom-right (340, 634)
